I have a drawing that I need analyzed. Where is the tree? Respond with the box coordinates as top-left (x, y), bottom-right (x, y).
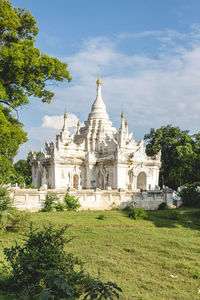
top-left (0, 1), bottom-right (71, 183)
top-left (0, 104), bottom-right (27, 184)
top-left (14, 152), bottom-right (32, 186)
top-left (0, 0), bottom-right (71, 110)
top-left (144, 125), bottom-right (199, 190)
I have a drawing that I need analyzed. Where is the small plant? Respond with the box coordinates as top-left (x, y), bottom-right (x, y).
top-left (0, 186), bottom-right (29, 233)
top-left (64, 193), bottom-right (81, 211)
top-left (54, 201), bottom-right (65, 212)
top-left (42, 192), bottom-right (59, 212)
top-left (84, 279), bottom-right (122, 299)
top-left (128, 208), bottom-right (147, 220)
top-left (96, 214), bottom-right (106, 220)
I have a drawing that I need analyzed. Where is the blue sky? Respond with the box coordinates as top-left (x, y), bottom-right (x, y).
top-left (11, 0), bottom-right (200, 160)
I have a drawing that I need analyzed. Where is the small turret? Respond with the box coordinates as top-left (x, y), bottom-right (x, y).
top-left (120, 110), bottom-right (125, 130)
top-left (63, 111), bottom-right (67, 131)
top-left (77, 119), bottom-right (80, 134)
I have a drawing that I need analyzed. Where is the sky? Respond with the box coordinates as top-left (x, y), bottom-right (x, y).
top-left (11, 0), bottom-right (200, 161)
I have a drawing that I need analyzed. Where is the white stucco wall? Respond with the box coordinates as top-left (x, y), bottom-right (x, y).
top-left (13, 188), bottom-right (173, 212)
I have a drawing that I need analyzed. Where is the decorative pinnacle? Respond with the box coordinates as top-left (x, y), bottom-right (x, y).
top-left (121, 111), bottom-right (124, 119)
top-left (64, 112), bottom-right (67, 119)
top-left (77, 120), bottom-right (80, 127)
top-left (125, 119), bottom-right (128, 127)
top-left (96, 73), bottom-right (102, 86)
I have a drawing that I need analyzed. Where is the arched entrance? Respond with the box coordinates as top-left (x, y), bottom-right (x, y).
top-left (73, 174), bottom-right (79, 189)
top-left (137, 172), bottom-right (146, 190)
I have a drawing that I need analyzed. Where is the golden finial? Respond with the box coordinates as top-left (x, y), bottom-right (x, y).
top-left (77, 120), bottom-right (80, 127)
top-left (96, 73), bottom-right (102, 86)
top-left (121, 111), bottom-right (124, 119)
top-left (125, 119), bottom-right (128, 127)
top-left (64, 112), bottom-right (67, 119)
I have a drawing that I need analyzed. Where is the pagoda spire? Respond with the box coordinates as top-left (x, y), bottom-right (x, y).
top-left (120, 109), bottom-right (125, 130)
top-left (63, 109), bottom-right (67, 131)
top-left (96, 73), bottom-right (102, 97)
top-left (88, 74), bottom-right (109, 121)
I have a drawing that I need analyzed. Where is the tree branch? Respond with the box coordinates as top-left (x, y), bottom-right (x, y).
top-left (0, 99), bottom-right (19, 117)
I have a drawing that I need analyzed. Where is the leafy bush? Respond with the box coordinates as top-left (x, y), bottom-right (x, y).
top-left (96, 214), bottom-right (106, 220)
top-left (64, 193), bottom-right (81, 211)
top-left (0, 186), bottom-right (29, 233)
top-left (41, 193), bottom-right (81, 212)
top-left (42, 192), bottom-right (59, 212)
top-left (5, 210), bottom-right (30, 232)
top-left (128, 208), bottom-right (147, 220)
top-left (54, 201), bottom-right (66, 211)
top-left (2, 223), bottom-right (122, 299)
top-left (84, 280), bottom-right (122, 299)
top-left (179, 182), bottom-right (200, 207)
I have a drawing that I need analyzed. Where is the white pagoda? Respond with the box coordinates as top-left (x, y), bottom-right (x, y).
top-left (31, 75), bottom-right (161, 190)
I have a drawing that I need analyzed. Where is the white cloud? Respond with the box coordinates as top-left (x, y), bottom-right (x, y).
top-left (41, 31), bottom-right (200, 135)
top-left (42, 113), bottom-right (79, 129)
top-left (16, 26), bottom-right (200, 160)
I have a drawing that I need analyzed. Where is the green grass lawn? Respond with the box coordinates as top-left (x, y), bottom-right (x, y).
top-left (1, 207), bottom-right (200, 299)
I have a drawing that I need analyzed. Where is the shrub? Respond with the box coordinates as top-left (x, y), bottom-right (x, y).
top-left (42, 192), bottom-right (59, 212)
top-left (179, 182), bottom-right (200, 207)
top-left (84, 280), bottom-right (122, 299)
top-left (5, 210), bottom-right (30, 232)
top-left (96, 214), bottom-right (106, 220)
top-left (64, 193), bottom-right (81, 211)
top-left (3, 223), bottom-right (122, 299)
top-left (54, 201), bottom-right (65, 212)
top-left (0, 186), bottom-right (29, 233)
top-left (128, 208), bottom-right (147, 220)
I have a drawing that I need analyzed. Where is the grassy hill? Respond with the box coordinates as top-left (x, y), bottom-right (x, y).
top-left (0, 207), bottom-right (200, 299)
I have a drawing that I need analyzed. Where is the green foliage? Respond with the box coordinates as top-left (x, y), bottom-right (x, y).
top-left (13, 152), bottom-right (32, 187)
top-left (0, 0), bottom-right (71, 183)
top-left (0, 186), bottom-right (12, 232)
top-left (0, 105), bottom-right (27, 184)
top-left (42, 192), bottom-right (59, 212)
top-left (3, 223), bottom-right (122, 299)
top-left (64, 193), bottom-right (81, 211)
top-left (83, 280), bottom-right (122, 299)
top-left (41, 193), bottom-right (81, 212)
top-left (127, 208), bottom-right (147, 220)
top-left (0, 0), bottom-right (71, 110)
top-left (179, 182), bottom-right (200, 207)
top-left (54, 201), bottom-right (66, 212)
top-left (144, 125), bottom-right (200, 189)
top-left (96, 214), bottom-right (106, 220)
top-left (3, 224), bottom-right (72, 288)
top-left (0, 185), bottom-right (29, 232)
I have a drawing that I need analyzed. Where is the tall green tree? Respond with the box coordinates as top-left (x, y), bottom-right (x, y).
top-left (14, 152), bottom-right (32, 186)
top-left (0, 104), bottom-right (27, 184)
top-left (144, 125), bottom-right (199, 190)
top-left (0, 0), bottom-right (71, 183)
top-left (0, 0), bottom-right (71, 109)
